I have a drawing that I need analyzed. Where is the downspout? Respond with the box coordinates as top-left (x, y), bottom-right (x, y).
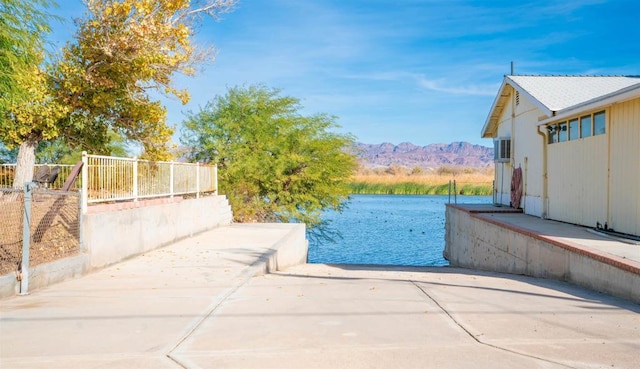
top-left (536, 125), bottom-right (548, 219)
top-left (606, 109), bottom-right (611, 227)
top-left (523, 156), bottom-right (528, 212)
top-left (511, 86), bottom-right (516, 167)
top-left (510, 85), bottom-right (516, 207)
top-left (500, 162), bottom-right (504, 205)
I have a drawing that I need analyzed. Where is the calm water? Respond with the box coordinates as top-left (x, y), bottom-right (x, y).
top-left (308, 195), bottom-right (492, 266)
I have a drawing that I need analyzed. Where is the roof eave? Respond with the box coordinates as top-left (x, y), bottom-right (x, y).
top-left (482, 76), bottom-right (556, 138)
top-left (481, 79), bottom-right (511, 138)
top-left (538, 83), bottom-right (640, 125)
top-left (505, 76), bottom-right (554, 118)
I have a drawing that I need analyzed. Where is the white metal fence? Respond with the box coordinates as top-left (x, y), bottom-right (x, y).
top-left (1, 152), bottom-right (217, 213)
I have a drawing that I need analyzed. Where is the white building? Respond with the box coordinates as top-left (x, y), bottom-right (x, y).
top-left (481, 75), bottom-right (640, 237)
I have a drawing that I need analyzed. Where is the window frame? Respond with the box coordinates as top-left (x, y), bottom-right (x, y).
top-left (580, 115), bottom-right (592, 138)
top-left (547, 110), bottom-right (606, 143)
top-left (558, 122), bottom-right (568, 142)
top-left (547, 124), bottom-right (558, 144)
top-left (568, 118), bottom-right (579, 140)
top-left (593, 111), bottom-right (606, 135)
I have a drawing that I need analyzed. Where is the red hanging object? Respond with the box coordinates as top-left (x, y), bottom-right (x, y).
top-left (510, 166), bottom-right (523, 209)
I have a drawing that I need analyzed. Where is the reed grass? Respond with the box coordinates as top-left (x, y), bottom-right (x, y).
top-left (348, 171), bottom-right (494, 196)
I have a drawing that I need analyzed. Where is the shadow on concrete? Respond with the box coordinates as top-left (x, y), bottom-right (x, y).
top-left (281, 263), bottom-right (640, 312)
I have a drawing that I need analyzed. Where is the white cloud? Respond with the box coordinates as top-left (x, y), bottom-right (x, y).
top-left (415, 76), bottom-right (498, 97)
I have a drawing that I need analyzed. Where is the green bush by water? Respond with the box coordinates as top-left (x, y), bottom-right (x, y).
top-left (348, 181), bottom-right (492, 196)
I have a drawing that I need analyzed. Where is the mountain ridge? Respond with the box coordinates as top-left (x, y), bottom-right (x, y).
top-left (354, 141), bottom-right (494, 169)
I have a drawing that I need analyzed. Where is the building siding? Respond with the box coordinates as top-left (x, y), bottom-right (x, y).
top-left (608, 97), bottom-right (640, 236)
top-left (513, 94), bottom-right (544, 216)
top-left (491, 88), bottom-right (544, 215)
top-left (485, 76), bottom-right (640, 237)
top-left (493, 90), bottom-right (514, 206)
top-left (547, 134), bottom-right (608, 227)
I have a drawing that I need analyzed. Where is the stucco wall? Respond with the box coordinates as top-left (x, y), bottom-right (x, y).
top-left (445, 205), bottom-right (640, 304)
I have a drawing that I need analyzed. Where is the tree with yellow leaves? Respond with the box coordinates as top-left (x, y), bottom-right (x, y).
top-left (2, 0), bottom-right (236, 187)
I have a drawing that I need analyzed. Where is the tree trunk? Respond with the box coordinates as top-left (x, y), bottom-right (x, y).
top-left (13, 138), bottom-right (39, 188)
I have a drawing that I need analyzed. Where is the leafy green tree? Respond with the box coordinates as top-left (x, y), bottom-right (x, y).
top-left (181, 85), bottom-right (358, 233)
top-left (0, 0), bottom-right (67, 187)
top-left (0, 0), bottom-right (54, 114)
top-left (35, 130), bottom-right (130, 164)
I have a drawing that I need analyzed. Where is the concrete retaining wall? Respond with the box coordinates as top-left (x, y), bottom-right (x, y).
top-left (445, 205), bottom-right (640, 304)
top-left (85, 195), bottom-right (232, 269)
top-left (0, 254), bottom-right (90, 298)
top-left (1, 195), bottom-right (233, 298)
top-left (245, 223), bottom-right (309, 275)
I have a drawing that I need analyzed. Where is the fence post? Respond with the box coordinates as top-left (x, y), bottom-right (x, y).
top-left (196, 163), bottom-right (200, 199)
top-left (81, 152), bottom-right (88, 214)
top-left (492, 180), bottom-right (496, 205)
top-left (454, 180), bottom-right (457, 204)
top-left (133, 157), bottom-right (138, 202)
top-left (214, 164), bottom-right (218, 195)
top-left (20, 182), bottom-right (35, 295)
top-left (170, 161), bottom-right (174, 198)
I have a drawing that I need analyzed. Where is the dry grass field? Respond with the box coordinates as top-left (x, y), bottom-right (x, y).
top-left (349, 166), bottom-right (494, 195)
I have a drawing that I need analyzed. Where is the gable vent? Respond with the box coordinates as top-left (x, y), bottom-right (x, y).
top-left (494, 138), bottom-right (511, 163)
top-left (515, 91), bottom-right (520, 106)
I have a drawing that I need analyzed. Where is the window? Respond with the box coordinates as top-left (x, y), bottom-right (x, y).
top-left (594, 111), bottom-right (606, 135)
top-left (547, 124), bottom-right (558, 144)
top-left (547, 110), bottom-right (606, 143)
top-left (580, 115), bottom-right (592, 138)
top-left (494, 138), bottom-right (511, 162)
top-left (568, 118), bottom-right (579, 140)
top-left (558, 122), bottom-right (568, 142)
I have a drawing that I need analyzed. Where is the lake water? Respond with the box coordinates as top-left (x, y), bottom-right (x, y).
top-left (308, 195), bottom-right (492, 266)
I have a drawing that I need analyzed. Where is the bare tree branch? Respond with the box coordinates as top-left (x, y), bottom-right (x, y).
top-left (173, 0), bottom-right (237, 26)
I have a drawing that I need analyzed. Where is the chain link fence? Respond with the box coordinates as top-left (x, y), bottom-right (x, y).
top-left (0, 186), bottom-right (80, 277)
top-left (0, 188), bottom-right (24, 276)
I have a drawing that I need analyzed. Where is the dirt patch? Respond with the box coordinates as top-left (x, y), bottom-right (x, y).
top-left (0, 192), bottom-right (80, 276)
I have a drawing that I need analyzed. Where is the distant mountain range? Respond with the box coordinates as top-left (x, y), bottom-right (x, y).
top-left (354, 142), bottom-right (494, 169)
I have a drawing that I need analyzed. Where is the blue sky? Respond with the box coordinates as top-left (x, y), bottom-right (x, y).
top-left (49, 0), bottom-right (640, 147)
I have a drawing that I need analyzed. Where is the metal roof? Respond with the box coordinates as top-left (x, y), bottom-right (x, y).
top-left (481, 75), bottom-right (640, 138)
top-left (508, 75), bottom-right (640, 112)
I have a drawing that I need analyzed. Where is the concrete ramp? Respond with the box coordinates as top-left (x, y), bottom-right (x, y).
top-left (0, 223), bottom-right (306, 369)
top-left (2, 222), bottom-right (639, 369)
